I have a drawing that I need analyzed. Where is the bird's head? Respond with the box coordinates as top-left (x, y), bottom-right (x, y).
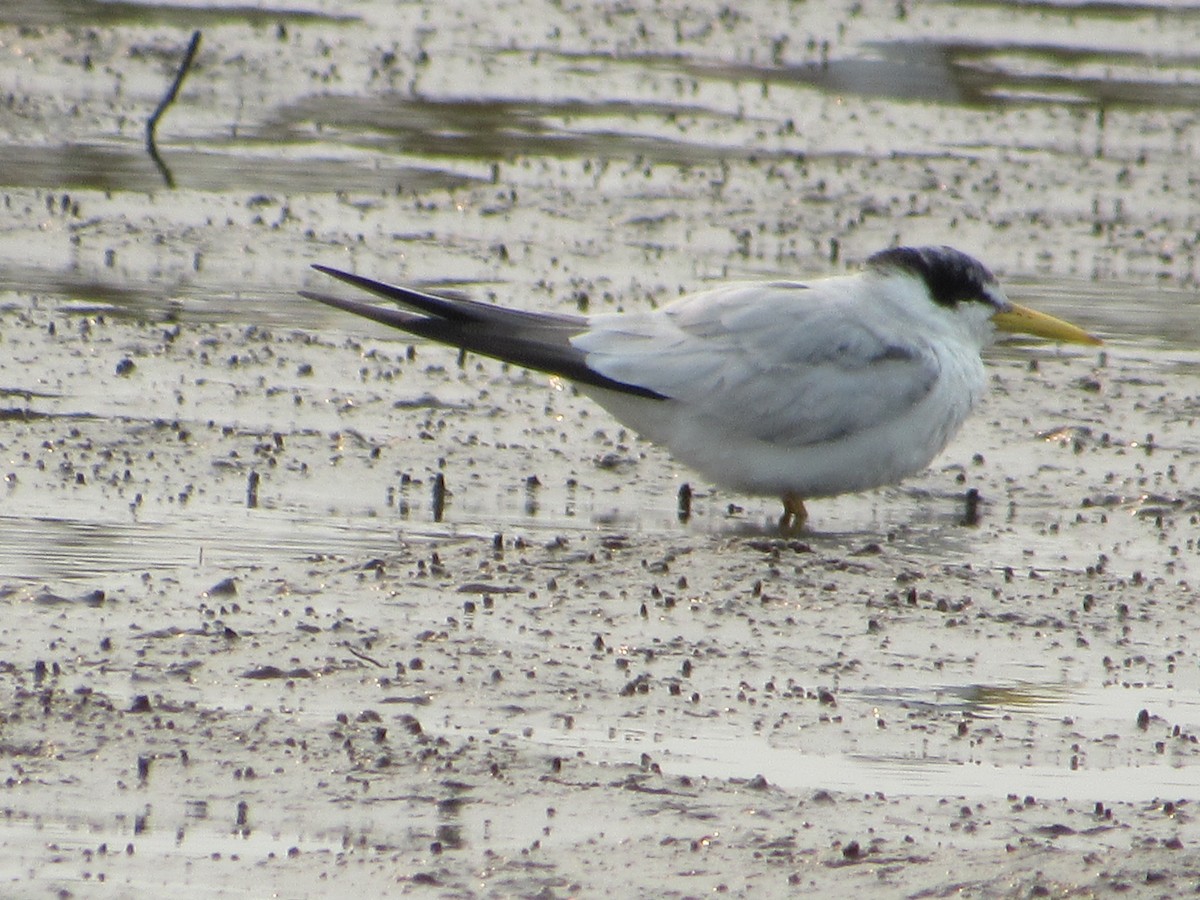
top-left (867, 245), bottom-right (1101, 346)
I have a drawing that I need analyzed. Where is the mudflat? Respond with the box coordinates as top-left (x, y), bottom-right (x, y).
top-left (1, 1), bottom-right (1198, 895)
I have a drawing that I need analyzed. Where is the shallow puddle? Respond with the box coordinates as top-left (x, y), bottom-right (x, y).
top-left (3, 0), bottom-right (1200, 894)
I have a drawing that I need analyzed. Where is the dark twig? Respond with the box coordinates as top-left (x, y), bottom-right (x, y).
top-left (343, 643), bottom-right (386, 669)
top-left (146, 29), bottom-right (202, 188)
top-left (960, 487), bottom-right (981, 527)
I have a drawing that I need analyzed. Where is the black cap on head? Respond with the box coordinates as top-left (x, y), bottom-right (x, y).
top-left (867, 246), bottom-right (999, 308)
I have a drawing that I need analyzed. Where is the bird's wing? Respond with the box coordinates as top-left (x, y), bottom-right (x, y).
top-left (302, 265), bottom-right (667, 399)
top-left (573, 280), bottom-right (942, 447)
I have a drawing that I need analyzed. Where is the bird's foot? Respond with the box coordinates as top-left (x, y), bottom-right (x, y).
top-left (778, 493), bottom-right (808, 534)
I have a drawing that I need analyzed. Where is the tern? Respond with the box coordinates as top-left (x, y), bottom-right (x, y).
top-left (301, 246), bottom-right (1100, 530)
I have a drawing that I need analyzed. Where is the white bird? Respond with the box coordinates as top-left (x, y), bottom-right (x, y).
top-left (301, 246), bottom-right (1100, 530)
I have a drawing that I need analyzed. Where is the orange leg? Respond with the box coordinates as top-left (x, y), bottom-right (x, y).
top-left (778, 492), bottom-right (808, 533)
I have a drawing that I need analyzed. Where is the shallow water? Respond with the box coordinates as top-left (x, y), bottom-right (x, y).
top-left (0, 279), bottom-right (1185, 585)
top-left (3, 1), bottom-right (1200, 895)
top-left (582, 681), bottom-right (1200, 803)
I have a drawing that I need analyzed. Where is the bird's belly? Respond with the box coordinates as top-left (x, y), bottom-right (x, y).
top-left (658, 419), bottom-right (950, 498)
top-left (583, 364), bottom-right (982, 499)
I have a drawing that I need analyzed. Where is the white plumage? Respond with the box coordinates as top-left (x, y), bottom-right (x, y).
top-left (301, 246), bottom-right (1100, 529)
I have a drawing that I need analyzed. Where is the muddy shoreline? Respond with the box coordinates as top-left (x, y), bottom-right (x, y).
top-left (3, 1), bottom-right (1200, 896)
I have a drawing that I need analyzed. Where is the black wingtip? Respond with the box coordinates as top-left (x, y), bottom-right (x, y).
top-left (302, 264), bottom-right (669, 401)
top-left (311, 263), bottom-right (382, 293)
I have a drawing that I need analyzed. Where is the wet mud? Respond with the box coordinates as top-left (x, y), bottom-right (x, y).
top-left (2, 0), bottom-right (1200, 896)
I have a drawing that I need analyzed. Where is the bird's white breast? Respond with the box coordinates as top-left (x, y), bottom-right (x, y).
top-left (584, 341), bottom-right (984, 498)
top-left (576, 271), bottom-right (992, 498)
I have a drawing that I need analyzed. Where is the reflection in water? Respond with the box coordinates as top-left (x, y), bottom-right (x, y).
top-left (854, 681), bottom-right (1076, 716)
top-left (0, 0), bottom-right (355, 29)
top-left (1, 4), bottom-right (1197, 889)
top-left (538, 680), bottom-right (1200, 803)
top-left (0, 142), bottom-right (486, 195)
top-left (0, 512), bottom-right (421, 581)
top-left (659, 39), bottom-right (1200, 109)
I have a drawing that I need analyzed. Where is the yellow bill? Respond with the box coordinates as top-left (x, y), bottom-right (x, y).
top-left (992, 303), bottom-right (1102, 345)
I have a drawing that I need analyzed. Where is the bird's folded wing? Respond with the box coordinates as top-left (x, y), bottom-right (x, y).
top-left (302, 267), bottom-right (667, 399)
top-left (573, 282), bottom-right (942, 447)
